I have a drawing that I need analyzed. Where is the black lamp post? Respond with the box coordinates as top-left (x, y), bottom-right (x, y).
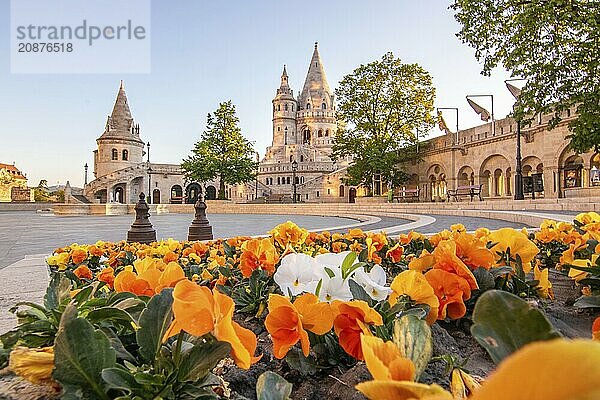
top-left (147, 142), bottom-right (152, 204)
top-left (291, 159), bottom-right (298, 203)
top-left (84, 163), bottom-right (88, 185)
top-left (505, 79), bottom-right (526, 200)
top-left (255, 152), bottom-right (259, 200)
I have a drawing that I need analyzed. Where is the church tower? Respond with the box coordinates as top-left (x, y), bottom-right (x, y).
top-left (271, 65), bottom-right (297, 147)
top-left (94, 81), bottom-right (145, 178)
top-left (296, 42), bottom-right (337, 150)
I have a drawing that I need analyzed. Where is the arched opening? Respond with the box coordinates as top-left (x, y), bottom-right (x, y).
top-left (564, 155), bottom-right (584, 188)
top-left (111, 148), bottom-right (118, 160)
top-left (591, 154), bottom-right (600, 186)
top-left (205, 185), bottom-right (217, 200)
top-left (322, 103), bottom-right (327, 110)
top-left (318, 129), bottom-right (323, 137)
top-left (284, 104), bottom-right (288, 111)
top-left (113, 186), bottom-right (125, 203)
top-left (185, 183), bottom-right (202, 204)
top-left (122, 149), bottom-right (128, 161)
top-left (494, 169), bottom-right (504, 196)
top-left (170, 185), bottom-right (183, 204)
top-left (94, 189), bottom-right (107, 203)
top-left (152, 189), bottom-right (161, 204)
top-left (306, 103), bottom-right (311, 110)
top-left (349, 187), bottom-right (357, 203)
top-left (339, 185), bottom-right (345, 197)
top-left (325, 130), bottom-right (329, 137)
top-left (286, 177), bottom-right (291, 185)
top-left (482, 170), bottom-right (492, 197)
top-left (300, 155), bottom-right (304, 162)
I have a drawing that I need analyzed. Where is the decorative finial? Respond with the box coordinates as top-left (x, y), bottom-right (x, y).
top-left (119, 80), bottom-right (124, 90)
top-left (314, 42), bottom-right (318, 49)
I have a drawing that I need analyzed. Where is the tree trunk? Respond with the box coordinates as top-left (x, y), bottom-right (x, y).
top-left (219, 174), bottom-right (226, 200)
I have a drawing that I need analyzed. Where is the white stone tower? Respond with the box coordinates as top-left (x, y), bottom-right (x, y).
top-left (296, 42), bottom-right (337, 150)
top-left (272, 65), bottom-right (298, 147)
top-left (93, 81), bottom-right (145, 179)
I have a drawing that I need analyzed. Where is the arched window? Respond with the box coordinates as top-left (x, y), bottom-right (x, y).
top-left (277, 126), bottom-right (280, 131)
top-left (318, 130), bottom-right (323, 137)
top-left (591, 154), bottom-right (600, 186)
top-left (300, 155), bottom-right (304, 162)
top-left (111, 148), bottom-right (118, 160)
top-left (306, 103), bottom-right (311, 110)
top-left (284, 104), bottom-right (288, 111)
top-left (325, 130), bottom-right (329, 137)
top-left (277, 104), bottom-right (280, 111)
top-left (290, 155), bottom-right (293, 162)
top-left (322, 103), bottom-right (326, 110)
top-left (292, 104), bottom-right (294, 112)
top-left (301, 176), bottom-right (304, 183)
top-left (277, 177), bottom-right (281, 185)
top-left (339, 185), bottom-right (345, 197)
top-left (122, 149), bottom-right (128, 161)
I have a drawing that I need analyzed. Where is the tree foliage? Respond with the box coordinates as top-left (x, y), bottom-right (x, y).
top-left (332, 52), bottom-right (435, 190)
top-left (451, 0), bottom-right (600, 153)
top-left (182, 101), bottom-right (257, 199)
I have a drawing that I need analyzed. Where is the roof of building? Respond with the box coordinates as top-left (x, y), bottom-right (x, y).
top-left (0, 163), bottom-right (27, 179)
top-left (298, 42), bottom-right (333, 107)
top-left (98, 81), bottom-right (144, 143)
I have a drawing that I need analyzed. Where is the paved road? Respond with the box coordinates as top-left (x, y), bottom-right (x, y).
top-left (0, 210), bottom-right (549, 270)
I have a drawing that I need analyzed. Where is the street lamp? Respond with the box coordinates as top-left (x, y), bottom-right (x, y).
top-left (255, 152), bottom-right (259, 200)
top-left (466, 94), bottom-right (495, 137)
top-left (505, 78), bottom-right (527, 200)
top-left (84, 163), bottom-right (88, 186)
top-left (291, 159), bottom-right (298, 203)
top-left (147, 142), bottom-right (152, 204)
top-left (436, 107), bottom-right (459, 144)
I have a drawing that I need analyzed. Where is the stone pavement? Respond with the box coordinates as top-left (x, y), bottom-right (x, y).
top-left (0, 254), bottom-right (48, 332)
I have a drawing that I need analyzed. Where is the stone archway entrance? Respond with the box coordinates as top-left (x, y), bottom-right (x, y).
top-left (349, 187), bottom-right (357, 203)
top-left (152, 189), bottom-right (161, 204)
top-left (205, 185), bottom-right (217, 200)
top-left (113, 186), bottom-right (125, 203)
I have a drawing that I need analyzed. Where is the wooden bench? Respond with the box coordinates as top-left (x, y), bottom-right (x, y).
top-left (446, 184), bottom-right (483, 202)
top-left (393, 188), bottom-right (420, 202)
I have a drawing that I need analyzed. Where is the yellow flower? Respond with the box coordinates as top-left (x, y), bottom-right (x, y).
top-left (488, 228), bottom-right (539, 273)
top-left (269, 221), bottom-right (309, 248)
top-left (533, 266), bottom-right (554, 299)
top-left (356, 381), bottom-right (452, 400)
top-left (9, 346), bottom-right (54, 384)
top-left (389, 270), bottom-right (439, 325)
top-left (360, 335), bottom-right (415, 381)
top-left (575, 211), bottom-right (600, 226)
top-left (408, 249), bottom-right (435, 273)
top-left (471, 339), bottom-right (600, 400)
top-left (568, 258), bottom-right (593, 282)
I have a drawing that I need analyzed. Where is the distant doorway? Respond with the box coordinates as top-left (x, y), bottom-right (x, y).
top-left (152, 189), bottom-right (161, 204)
top-left (349, 188), bottom-right (357, 203)
top-left (205, 185), bottom-right (217, 200)
top-left (114, 187), bottom-right (125, 203)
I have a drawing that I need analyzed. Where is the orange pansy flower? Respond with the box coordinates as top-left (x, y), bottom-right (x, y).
top-left (389, 270), bottom-right (439, 325)
top-left (97, 267), bottom-right (115, 288)
top-left (163, 251), bottom-right (179, 264)
top-left (432, 240), bottom-right (478, 290)
top-left (408, 249), bottom-right (435, 273)
top-left (331, 300), bottom-right (383, 360)
top-left (71, 249), bottom-right (87, 265)
top-left (265, 293), bottom-right (333, 358)
top-left (593, 317), bottom-right (600, 341)
top-left (424, 269), bottom-right (471, 320)
top-left (386, 243), bottom-right (404, 263)
top-left (73, 265), bottom-right (93, 280)
top-left (239, 238), bottom-right (279, 278)
top-left (114, 269), bottom-right (155, 297)
top-left (453, 232), bottom-right (494, 270)
top-left (164, 279), bottom-right (260, 369)
top-left (487, 228), bottom-right (539, 274)
top-left (269, 221), bottom-right (309, 248)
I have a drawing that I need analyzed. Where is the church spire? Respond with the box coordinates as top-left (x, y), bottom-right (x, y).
top-left (280, 64), bottom-right (289, 87)
top-left (298, 42), bottom-right (332, 109)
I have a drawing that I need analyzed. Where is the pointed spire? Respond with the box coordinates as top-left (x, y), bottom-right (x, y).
top-left (101, 81), bottom-right (136, 139)
top-left (299, 42), bottom-right (332, 108)
top-left (280, 64), bottom-right (289, 87)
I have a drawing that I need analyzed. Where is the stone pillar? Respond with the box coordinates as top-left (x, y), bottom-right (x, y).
top-left (127, 193), bottom-right (156, 243)
top-left (188, 194), bottom-right (213, 241)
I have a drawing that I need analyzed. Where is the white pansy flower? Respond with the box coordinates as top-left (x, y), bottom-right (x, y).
top-left (274, 253), bottom-right (321, 296)
top-left (351, 264), bottom-right (392, 301)
top-left (317, 275), bottom-right (353, 302)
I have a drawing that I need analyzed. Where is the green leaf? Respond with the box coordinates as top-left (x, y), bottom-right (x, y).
top-left (471, 290), bottom-right (561, 364)
top-left (472, 267), bottom-right (495, 292)
top-left (45, 273), bottom-right (71, 310)
top-left (86, 307), bottom-right (136, 325)
top-left (489, 266), bottom-right (514, 278)
top-left (341, 252), bottom-right (358, 279)
top-left (573, 295), bottom-right (600, 308)
top-left (137, 288), bottom-right (174, 362)
top-left (53, 304), bottom-right (115, 400)
top-left (101, 366), bottom-right (144, 395)
top-left (348, 279), bottom-right (373, 304)
top-left (256, 371), bottom-right (292, 400)
top-left (392, 315), bottom-right (432, 379)
top-left (178, 340), bottom-right (231, 383)
top-left (284, 347), bottom-right (317, 376)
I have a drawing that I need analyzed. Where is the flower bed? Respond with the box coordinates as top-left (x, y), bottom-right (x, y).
top-left (1, 217), bottom-right (600, 399)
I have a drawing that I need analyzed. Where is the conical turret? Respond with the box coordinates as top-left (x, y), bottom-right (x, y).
top-left (298, 42), bottom-right (333, 110)
top-left (100, 80), bottom-right (141, 141)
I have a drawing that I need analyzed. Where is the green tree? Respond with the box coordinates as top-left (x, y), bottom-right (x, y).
top-left (451, 0), bottom-right (600, 153)
top-left (332, 52), bottom-right (435, 192)
top-left (182, 101), bottom-right (257, 200)
top-left (34, 179), bottom-right (50, 202)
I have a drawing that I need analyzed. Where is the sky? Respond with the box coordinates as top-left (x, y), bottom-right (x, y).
top-left (0, 0), bottom-right (514, 188)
